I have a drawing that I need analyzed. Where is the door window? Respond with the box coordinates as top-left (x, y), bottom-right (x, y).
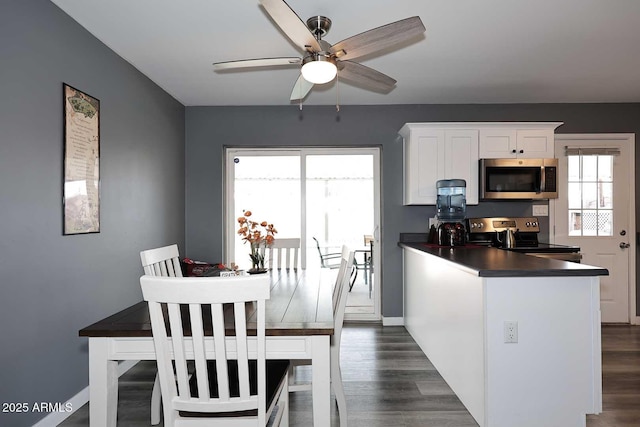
top-left (567, 154), bottom-right (613, 236)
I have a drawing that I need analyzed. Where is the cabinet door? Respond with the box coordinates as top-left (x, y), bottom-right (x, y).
top-left (516, 129), bottom-right (555, 158)
top-left (403, 129), bottom-right (445, 205)
top-left (479, 129), bottom-right (518, 158)
top-left (480, 128), bottom-right (555, 158)
top-left (444, 130), bottom-right (479, 205)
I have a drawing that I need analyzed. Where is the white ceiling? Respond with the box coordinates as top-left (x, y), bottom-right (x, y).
top-left (51, 0), bottom-right (640, 107)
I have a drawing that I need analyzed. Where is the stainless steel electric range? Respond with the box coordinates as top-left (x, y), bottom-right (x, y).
top-left (466, 216), bottom-right (582, 262)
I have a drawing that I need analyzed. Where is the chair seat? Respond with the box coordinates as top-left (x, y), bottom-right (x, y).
top-left (183, 359), bottom-right (290, 418)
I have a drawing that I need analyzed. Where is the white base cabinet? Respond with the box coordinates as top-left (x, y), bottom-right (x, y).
top-left (402, 247), bottom-right (602, 427)
top-left (399, 122), bottom-right (563, 205)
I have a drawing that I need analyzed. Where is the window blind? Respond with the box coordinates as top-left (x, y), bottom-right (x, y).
top-left (564, 146), bottom-right (621, 156)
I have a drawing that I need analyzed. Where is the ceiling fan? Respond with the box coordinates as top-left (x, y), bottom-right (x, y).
top-left (213, 0), bottom-right (426, 102)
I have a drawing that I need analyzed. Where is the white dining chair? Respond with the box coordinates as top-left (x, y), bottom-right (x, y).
top-left (288, 245), bottom-right (355, 427)
top-left (139, 244), bottom-right (183, 425)
top-left (265, 237), bottom-right (300, 270)
top-left (140, 274), bottom-right (290, 427)
top-left (140, 244), bottom-right (183, 277)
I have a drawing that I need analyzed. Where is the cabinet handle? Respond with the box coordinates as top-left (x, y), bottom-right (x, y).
top-left (511, 149), bottom-right (517, 153)
top-left (519, 149), bottom-right (524, 154)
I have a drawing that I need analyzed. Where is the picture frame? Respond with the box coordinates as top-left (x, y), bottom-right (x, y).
top-left (63, 83), bottom-right (100, 235)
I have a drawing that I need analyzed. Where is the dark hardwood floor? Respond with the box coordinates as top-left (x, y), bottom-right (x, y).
top-left (586, 325), bottom-right (640, 427)
top-left (60, 324), bottom-right (640, 427)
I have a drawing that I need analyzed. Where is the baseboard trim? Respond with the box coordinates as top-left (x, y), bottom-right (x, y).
top-left (32, 360), bottom-right (139, 427)
top-left (382, 316), bottom-right (404, 326)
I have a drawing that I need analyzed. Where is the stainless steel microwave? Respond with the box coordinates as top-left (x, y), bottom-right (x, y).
top-left (480, 158), bottom-right (558, 200)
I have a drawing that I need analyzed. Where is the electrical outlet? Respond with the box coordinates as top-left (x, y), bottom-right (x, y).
top-left (532, 205), bottom-right (549, 216)
top-left (504, 321), bottom-right (518, 343)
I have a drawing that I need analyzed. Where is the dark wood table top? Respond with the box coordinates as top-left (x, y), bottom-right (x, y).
top-left (79, 269), bottom-right (334, 338)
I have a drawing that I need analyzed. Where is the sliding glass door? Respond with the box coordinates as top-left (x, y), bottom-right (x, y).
top-left (225, 147), bottom-right (381, 320)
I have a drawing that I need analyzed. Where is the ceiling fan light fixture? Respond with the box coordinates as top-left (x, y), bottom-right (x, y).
top-left (301, 55), bottom-right (337, 84)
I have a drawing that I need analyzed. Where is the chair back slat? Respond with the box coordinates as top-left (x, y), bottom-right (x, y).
top-left (140, 244), bottom-right (183, 277)
top-left (147, 302), bottom-right (179, 401)
top-left (234, 301), bottom-right (251, 399)
top-left (332, 246), bottom-right (355, 344)
top-left (332, 246), bottom-right (349, 313)
top-left (140, 275), bottom-right (271, 423)
top-left (211, 301), bottom-right (230, 401)
top-left (267, 238), bottom-right (300, 270)
top-left (166, 303), bottom-right (189, 399)
top-left (189, 302), bottom-right (210, 400)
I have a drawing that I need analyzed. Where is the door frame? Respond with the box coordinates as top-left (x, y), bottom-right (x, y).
top-left (223, 146), bottom-right (382, 321)
top-left (550, 133), bottom-right (638, 325)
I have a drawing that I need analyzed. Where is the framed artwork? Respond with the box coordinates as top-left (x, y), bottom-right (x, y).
top-left (63, 83), bottom-right (100, 235)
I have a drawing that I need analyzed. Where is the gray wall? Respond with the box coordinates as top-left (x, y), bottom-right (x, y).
top-left (0, 2), bottom-right (185, 426)
top-left (185, 104), bottom-right (640, 319)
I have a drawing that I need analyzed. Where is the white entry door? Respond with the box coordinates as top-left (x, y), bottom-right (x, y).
top-left (552, 134), bottom-right (635, 323)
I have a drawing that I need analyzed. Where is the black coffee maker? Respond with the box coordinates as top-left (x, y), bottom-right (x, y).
top-left (438, 221), bottom-right (466, 246)
top-left (435, 179), bottom-right (467, 247)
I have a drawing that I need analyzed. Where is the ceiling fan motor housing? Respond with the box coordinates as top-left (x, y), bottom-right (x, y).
top-left (306, 16), bottom-right (332, 38)
top-left (302, 51), bottom-right (336, 65)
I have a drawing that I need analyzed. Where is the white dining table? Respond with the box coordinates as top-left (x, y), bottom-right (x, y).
top-left (79, 269), bottom-right (335, 427)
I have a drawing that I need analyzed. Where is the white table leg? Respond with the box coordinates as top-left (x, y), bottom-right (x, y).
top-left (88, 338), bottom-right (119, 427)
top-left (311, 335), bottom-right (331, 427)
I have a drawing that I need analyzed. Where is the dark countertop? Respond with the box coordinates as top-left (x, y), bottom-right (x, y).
top-left (399, 242), bottom-right (609, 278)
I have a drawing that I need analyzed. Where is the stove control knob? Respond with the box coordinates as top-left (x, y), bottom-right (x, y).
top-left (532, 221), bottom-right (538, 227)
top-left (526, 222), bottom-right (531, 227)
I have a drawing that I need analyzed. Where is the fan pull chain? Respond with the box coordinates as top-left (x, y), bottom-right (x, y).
top-left (335, 70), bottom-right (340, 112)
top-left (299, 73), bottom-right (303, 110)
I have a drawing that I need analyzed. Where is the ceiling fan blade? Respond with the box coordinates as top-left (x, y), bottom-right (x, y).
top-left (213, 57), bottom-right (301, 70)
top-left (259, 0), bottom-right (322, 52)
top-left (330, 16), bottom-right (425, 61)
top-left (338, 61), bottom-right (396, 92)
top-left (290, 74), bottom-right (314, 101)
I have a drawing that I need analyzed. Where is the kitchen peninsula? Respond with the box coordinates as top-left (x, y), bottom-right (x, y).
top-left (400, 241), bottom-right (608, 427)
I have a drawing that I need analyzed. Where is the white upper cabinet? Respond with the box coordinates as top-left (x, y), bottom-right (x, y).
top-left (478, 123), bottom-right (563, 159)
top-left (399, 122), bottom-right (563, 205)
top-left (399, 124), bottom-right (479, 205)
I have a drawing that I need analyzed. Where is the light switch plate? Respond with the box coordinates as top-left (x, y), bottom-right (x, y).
top-left (532, 205), bottom-right (549, 216)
